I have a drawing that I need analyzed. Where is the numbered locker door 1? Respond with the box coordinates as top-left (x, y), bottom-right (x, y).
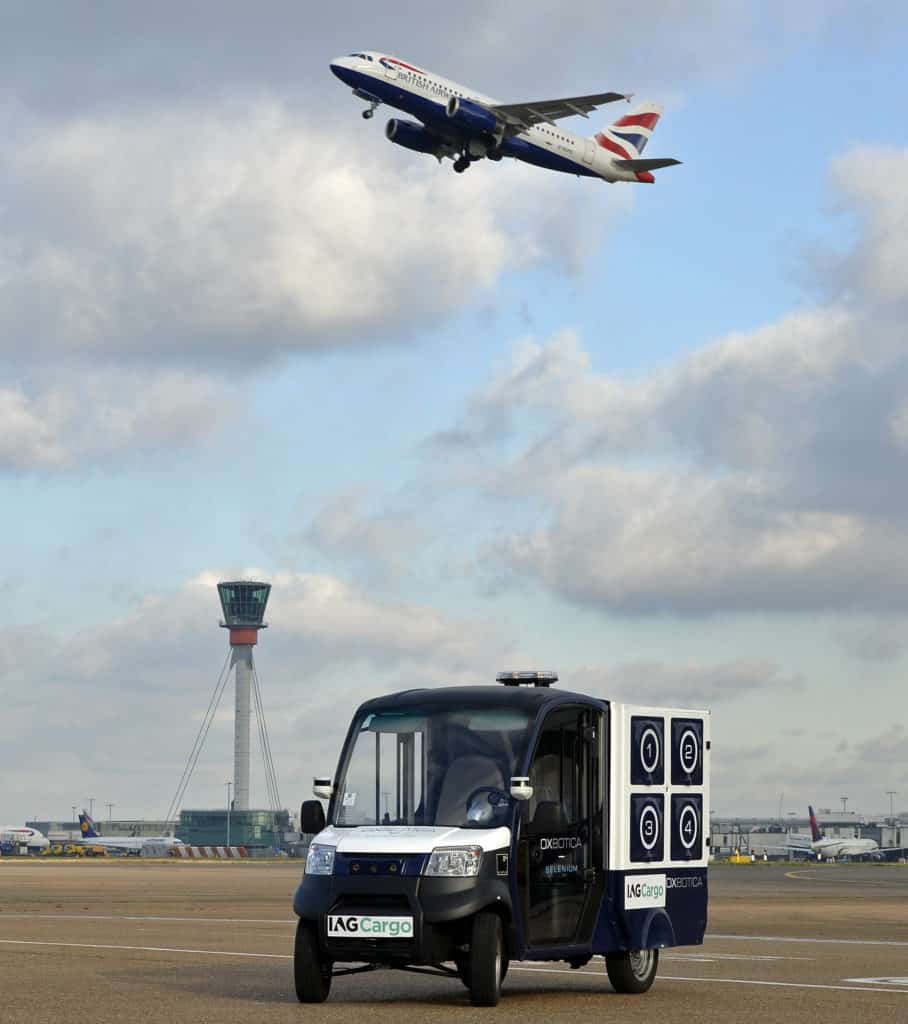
top-left (630, 716), bottom-right (664, 786)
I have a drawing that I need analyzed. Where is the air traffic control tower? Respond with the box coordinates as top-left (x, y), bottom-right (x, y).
top-left (218, 581), bottom-right (271, 811)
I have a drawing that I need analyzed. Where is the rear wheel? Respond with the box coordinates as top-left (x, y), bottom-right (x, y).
top-left (605, 947), bottom-right (659, 993)
top-left (294, 919), bottom-right (332, 1003)
top-left (468, 912), bottom-right (506, 1006)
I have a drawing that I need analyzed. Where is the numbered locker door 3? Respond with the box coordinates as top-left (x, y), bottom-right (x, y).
top-left (630, 795), bottom-right (664, 862)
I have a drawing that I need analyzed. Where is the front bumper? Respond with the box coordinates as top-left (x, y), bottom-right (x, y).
top-left (293, 851), bottom-right (511, 965)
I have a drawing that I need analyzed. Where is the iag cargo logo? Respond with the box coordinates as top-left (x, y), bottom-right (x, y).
top-left (326, 915), bottom-right (413, 938)
top-left (624, 873), bottom-right (667, 909)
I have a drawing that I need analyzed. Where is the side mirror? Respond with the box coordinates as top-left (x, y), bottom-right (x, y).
top-left (313, 776), bottom-right (334, 800)
top-left (510, 776), bottom-right (534, 801)
top-left (300, 800), bottom-right (326, 835)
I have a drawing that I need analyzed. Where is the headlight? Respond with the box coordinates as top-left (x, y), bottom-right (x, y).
top-left (305, 842), bottom-right (336, 876)
top-left (424, 846), bottom-right (482, 877)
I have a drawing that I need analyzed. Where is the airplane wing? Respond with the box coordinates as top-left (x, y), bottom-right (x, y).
top-left (492, 92), bottom-right (629, 132)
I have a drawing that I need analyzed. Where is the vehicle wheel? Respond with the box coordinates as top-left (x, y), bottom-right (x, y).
top-left (453, 156), bottom-right (470, 173)
top-left (468, 911), bottom-right (505, 1006)
top-left (605, 947), bottom-right (659, 994)
top-left (362, 109), bottom-right (374, 119)
top-left (294, 919), bottom-right (332, 1003)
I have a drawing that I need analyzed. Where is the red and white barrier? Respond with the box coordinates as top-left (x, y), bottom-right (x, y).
top-left (174, 845), bottom-right (248, 859)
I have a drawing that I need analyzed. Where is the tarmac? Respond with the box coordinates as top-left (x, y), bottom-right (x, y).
top-left (1, 859), bottom-right (906, 1022)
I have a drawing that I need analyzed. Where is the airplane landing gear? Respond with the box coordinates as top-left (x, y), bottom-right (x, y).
top-left (453, 156), bottom-right (470, 173)
top-left (361, 99), bottom-right (379, 120)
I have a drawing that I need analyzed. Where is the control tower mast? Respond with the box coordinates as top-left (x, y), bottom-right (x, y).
top-left (217, 581), bottom-right (271, 811)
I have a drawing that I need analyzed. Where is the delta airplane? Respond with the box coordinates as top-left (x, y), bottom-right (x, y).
top-left (0, 825), bottom-right (49, 851)
top-left (75, 811), bottom-right (184, 855)
top-left (771, 806), bottom-right (906, 861)
top-left (330, 52), bottom-right (680, 183)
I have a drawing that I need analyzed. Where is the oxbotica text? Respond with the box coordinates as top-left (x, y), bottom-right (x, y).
top-left (327, 915), bottom-right (414, 939)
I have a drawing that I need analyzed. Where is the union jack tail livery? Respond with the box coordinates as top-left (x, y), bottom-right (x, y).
top-left (594, 103), bottom-right (678, 183)
top-left (808, 805), bottom-right (824, 843)
top-left (599, 103), bottom-right (662, 158)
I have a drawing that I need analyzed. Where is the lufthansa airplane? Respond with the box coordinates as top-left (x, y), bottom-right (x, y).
top-left (75, 811), bottom-right (184, 855)
top-left (330, 52), bottom-right (680, 183)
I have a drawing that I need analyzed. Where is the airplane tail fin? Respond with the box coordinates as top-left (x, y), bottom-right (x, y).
top-left (596, 103), bottom-right (663, 159)
top-left (808, 805), bottom-right (824, 842)
top-left (594, 103), bottom-right (678, 181)
top-left (79, 810), bottom-right (100, 839)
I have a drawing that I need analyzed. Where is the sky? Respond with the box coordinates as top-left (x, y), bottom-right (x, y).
top-left (3, 1), bottom-right (908, 826)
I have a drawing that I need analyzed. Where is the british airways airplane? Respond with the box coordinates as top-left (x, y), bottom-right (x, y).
top-left (330, 52), bottom-right (680, 183)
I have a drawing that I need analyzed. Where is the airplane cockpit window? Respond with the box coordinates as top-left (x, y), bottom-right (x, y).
top-left (348, 53), bottom-right (373, 60)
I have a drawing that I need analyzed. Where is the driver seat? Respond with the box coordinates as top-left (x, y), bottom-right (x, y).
top-left (434, 755), bottom-right (505, 826)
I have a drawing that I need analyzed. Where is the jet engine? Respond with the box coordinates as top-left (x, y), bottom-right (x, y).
top-left (445, 95), bottom-right (499, 135)
top-left (385, 118), bottom-right (441, 155)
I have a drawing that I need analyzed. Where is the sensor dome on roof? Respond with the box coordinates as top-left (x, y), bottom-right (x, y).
top-left (496, 670), bottom-right (558, 688)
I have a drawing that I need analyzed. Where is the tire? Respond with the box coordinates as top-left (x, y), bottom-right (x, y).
top-left (605, 947), bottom-right (659, 994)
top-left (468, 911), bottom-right (505, 1006)
top-left (294, 919), bottom-right (332, 1003)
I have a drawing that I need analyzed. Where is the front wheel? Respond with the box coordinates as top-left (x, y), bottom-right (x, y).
top-left (605, 947), bottom-right (659, 994)
top-left (294, 920), bottom-right (332, 1003)
top-left (468, 911), bottom-right (506, 1006)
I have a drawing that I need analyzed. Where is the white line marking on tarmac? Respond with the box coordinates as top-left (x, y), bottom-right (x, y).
top-left (2, 940), bottom-right (906, 995)
top-left (709, 933), bottom-right (908, 948)
top-left (844, 977), bottom-right (908, 986)
top-left (0, 939), bottom-right (290, 959)
top-left (0, 914), bottom-right (293, 925)
top-left (665, 952), bottom-right (815, 962)
top-left (511, 966), bottom-right (908, 995)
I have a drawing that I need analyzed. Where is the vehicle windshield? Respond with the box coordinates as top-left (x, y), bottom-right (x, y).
top-left (332, 705), bottom-right (534, 829)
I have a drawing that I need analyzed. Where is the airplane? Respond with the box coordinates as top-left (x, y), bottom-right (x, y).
top-left (330, 52), bottom-right (680, 183)
top-left (75, 811), bottom-right (184, 855)
top-left (0, 825), bottom-right (50, 851)
top-left (765, 807), bottom-right (906, 861)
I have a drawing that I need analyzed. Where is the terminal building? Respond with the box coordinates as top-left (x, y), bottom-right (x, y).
top-left (177, 808), bottom-right (291, 848)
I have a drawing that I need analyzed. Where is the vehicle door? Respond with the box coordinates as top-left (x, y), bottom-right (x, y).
top-left (516, 705), bottom-right (605, 949)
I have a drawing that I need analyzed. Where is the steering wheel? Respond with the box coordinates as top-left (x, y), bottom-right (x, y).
top-left (465, 786), bottom-right (512, 815)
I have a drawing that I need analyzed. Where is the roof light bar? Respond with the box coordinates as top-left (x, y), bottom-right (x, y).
top-left (496, 670), bottom-right (558, 688)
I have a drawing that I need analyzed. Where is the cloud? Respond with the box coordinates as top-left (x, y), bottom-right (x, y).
top-left (568, 657), bottom-right (796, 707)
top-left (301, 492), bottom-right (427, 580)
top-left (425, 144), bottom-right (908, 615)
top-left (0, 99), bottom-right (627, 363)
top-left (0, 368), bottom-right (224, 471)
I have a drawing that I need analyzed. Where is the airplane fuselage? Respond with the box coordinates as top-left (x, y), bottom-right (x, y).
top-left (330, 54), bottom-right (649, 183)
top-left (813, 837), bottom-right (879, 858)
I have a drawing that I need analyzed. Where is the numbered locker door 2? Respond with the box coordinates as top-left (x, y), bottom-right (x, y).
top-left (671, 718), bottom-right (703, 786)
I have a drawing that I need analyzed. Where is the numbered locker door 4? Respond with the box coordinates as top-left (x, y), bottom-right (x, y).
top-left (671, 795), bottom-right (703, 861)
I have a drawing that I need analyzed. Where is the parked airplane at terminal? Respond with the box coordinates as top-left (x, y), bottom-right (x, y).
top-left (330, 52), bottom-right (680, 182)
top-left (75, 811), bottom-right (184, 854)
top-left (0, 825), bottom-right (49, 850)
top-left (770, 806), bottom-right (905, 860)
